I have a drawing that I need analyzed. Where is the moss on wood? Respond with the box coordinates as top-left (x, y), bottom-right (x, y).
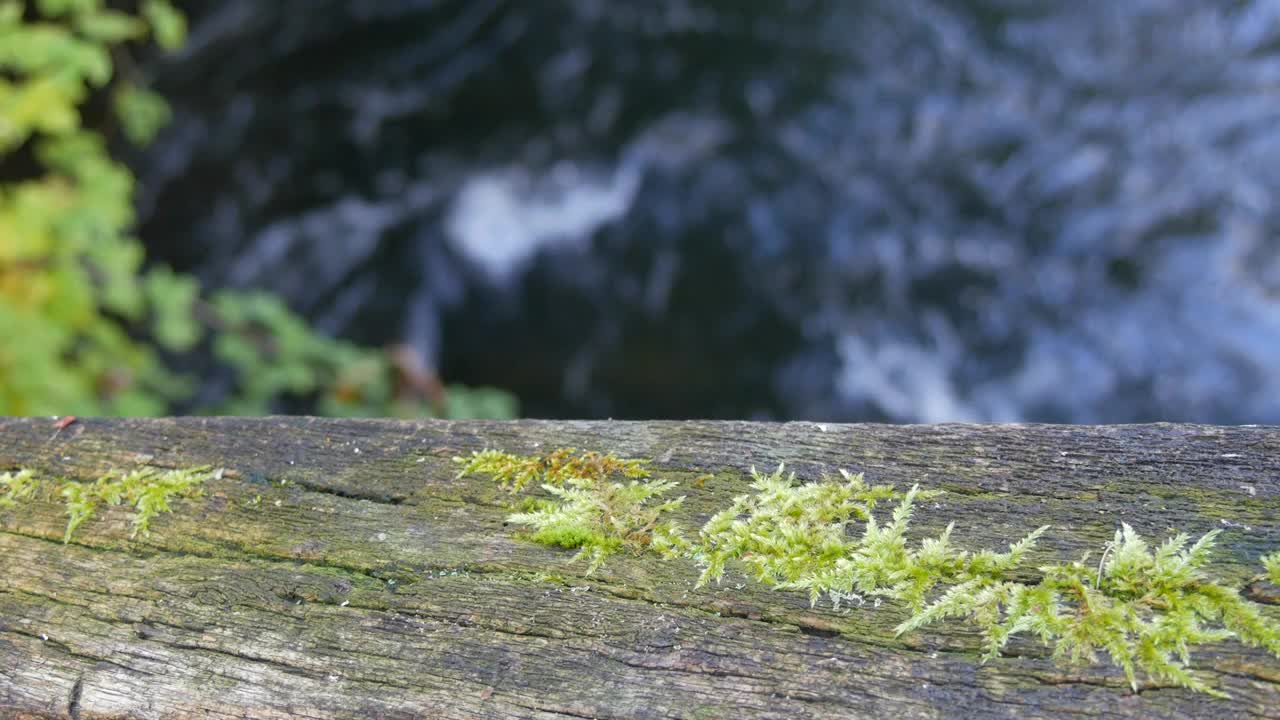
top-left (1, 417), bottom-right (1279, 718)
top-left (459, 450), bottom-right (1280, 696)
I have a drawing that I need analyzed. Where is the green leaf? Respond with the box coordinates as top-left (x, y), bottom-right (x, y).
top-left (0, 2), bottom-right (23, 28)
top-left (113, 83), bottom-right (171, 144)
top-left (36, 0), bottom-right (98, 19)
top-left (143, 265), bottom-right (200, 351)
top-left (141, 0), bottom-right (185, 51)
top-left (445, 384), bottom-right (520, 420)
top-left (75, 9), bottom-right (145, 43)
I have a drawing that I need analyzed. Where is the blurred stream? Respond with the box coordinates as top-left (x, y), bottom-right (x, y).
top-left (135, 0), bottom-right (1280, 422)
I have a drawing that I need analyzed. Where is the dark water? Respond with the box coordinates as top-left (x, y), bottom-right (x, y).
top-left (136, 0), bottom-right (1280, 423)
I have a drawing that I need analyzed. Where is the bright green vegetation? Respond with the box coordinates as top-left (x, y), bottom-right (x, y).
top-left (457, 448), bottom-right (675, 572)
top-left (1, 465), bottom-right (218, 541)
top-left (456, 447), bottom-right (650, 491)
top-left (205, 292), bottom-right (517, 418)
top-left (689, 466), bottom-right (966, 609)
top-left (508, 478), bottom-right (685, 574)
top-left (896, 523), bottom-right (1279, 696)
top-left (1265, 552), bottom-right (1280, 586)
top-left (0, 0), bottom-right (514, 419)
top-left (0, 0), bottom-right (191, 415)
top-left (0, 468), bottom-right (38, 507)
top-left (459, 449), bottom-right (1280, 697)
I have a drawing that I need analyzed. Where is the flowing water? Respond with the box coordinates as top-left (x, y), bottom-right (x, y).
top-left (136, 0), bottom-right (1280, 422)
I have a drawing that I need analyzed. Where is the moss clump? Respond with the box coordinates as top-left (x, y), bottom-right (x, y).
top-left (467, 450), bottom-right (1280, 697)
top-left (456, 448), bottom-right (681, 572)
top-left (1, 466), bottom-right (220, 542)
top-left (691, 465), bottom-right (964, 607)
top-left (901, 524), bottom-right (1278, 696)
top-left (696, 466), bottom-right (1048, 614)
top-left (693, 466), bottom-right (1279, 696)
top-left (455, 448), bottom-right (650, 491)
top-left (0, 469), bottom-right (41, 507)
top-left (1264, 552), bottom-right (1280, 586)
top-left (701, 467), bottom-right (1280, 697)
top-left (508, 476), bottom-right (685, 574)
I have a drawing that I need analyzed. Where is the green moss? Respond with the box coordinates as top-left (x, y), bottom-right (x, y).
top-left (510, 475), bottom-right (684, 574)
top-left (0, 469), bottom-right (41, 507)
top-left (455, 448), bottom-right (650, 491)
top-left (469, 449), bottom-right (1280, 697)
top-left (11, 446), bottom-right (1277, 698)
top-left (1, 465), bottom-right (220, 542)
top-left (900, 524), bottom-right (1279, 696)
top-left (531, 521), bottom-right (617, 553)
top-left (457, 448), bottom-right (684, 573)
top-left (1264, 552), bottom-right (1280, 586)
top-left (691, 465), bottom-right (956, 605)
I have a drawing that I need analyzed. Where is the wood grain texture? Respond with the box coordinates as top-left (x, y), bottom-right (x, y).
top-left (1, 417), bottom-right (1278, 719)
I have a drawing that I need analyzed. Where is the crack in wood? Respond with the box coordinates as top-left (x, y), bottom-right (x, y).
top-left (65, 674), bottom-right (83, 720)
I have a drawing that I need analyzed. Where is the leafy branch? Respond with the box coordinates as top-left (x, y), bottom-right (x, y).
top-left (0, 2), bottom-right (516, 419)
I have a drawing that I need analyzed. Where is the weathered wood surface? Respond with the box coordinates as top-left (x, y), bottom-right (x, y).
top-left (1, 417), bottom-right (1278, 719)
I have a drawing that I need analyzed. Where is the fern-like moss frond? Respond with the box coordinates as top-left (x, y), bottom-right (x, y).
top-left (902, 523), bottom-right (1277, 696)
top-left (0, 469), bottom-right (40, 507)
top-left (60, 465), bottom-right (216, 541)
top-left (1262, 552), bottom-right (1280, 586)
top-left (506, 477), bottom-right (684, 574)
top-left (2, 465), bottom-right (218, 542)
top-left (466, 448), bottom-right (1280, 697)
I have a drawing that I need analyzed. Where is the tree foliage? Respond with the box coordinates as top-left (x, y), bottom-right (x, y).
top-left (0, 0), bottom-right (515, 418)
